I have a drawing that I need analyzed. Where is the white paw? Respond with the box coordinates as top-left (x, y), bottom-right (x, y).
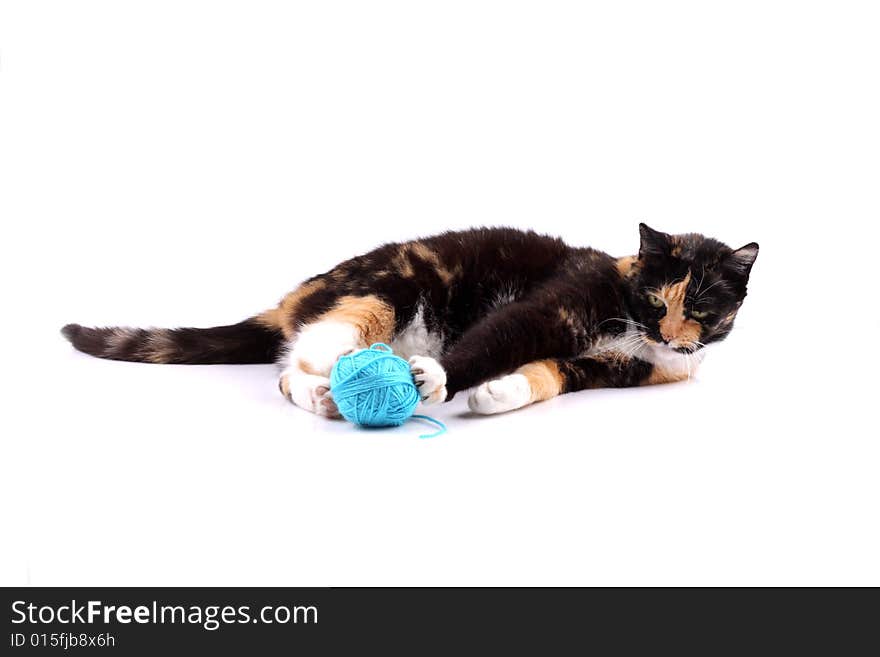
top-left (409, 355), bottom-right (447, 406)
top-left (280, 372), bottom-right (340, 418)
top-left (468, 374), bottom-right (532, 415)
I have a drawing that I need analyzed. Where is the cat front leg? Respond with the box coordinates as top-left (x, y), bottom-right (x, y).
top-left (440, 299), bottom-right (582, 400)
top-left (278, 319), bottom-right (361, 418)
top-left (278, 295), bottom-right (396, 417)
top-left (468, 356), bottom-right (655, 415)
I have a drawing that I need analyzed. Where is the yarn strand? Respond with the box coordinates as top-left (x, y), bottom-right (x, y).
top-left (410, 414), bottom-right (447, 439)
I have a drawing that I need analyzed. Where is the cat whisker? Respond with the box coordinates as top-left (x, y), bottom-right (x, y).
top-left (600, 334), bottom-right (644, 361)
top-left (618, 343), bottom-right (639, 359)
top-left (620, 335), bottom-right (648, 359)
top-left (598, 317), bottom-right (649, 331)
top-left (696, 279), bottom-right (725, 299)
top-left (694, 265), bottom-right (707, 297)
top-left (683, 351), bottom-right (693, 381)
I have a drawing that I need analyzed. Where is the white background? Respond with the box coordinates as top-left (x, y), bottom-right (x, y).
top-left (1, 1), bottom-right (878, 586)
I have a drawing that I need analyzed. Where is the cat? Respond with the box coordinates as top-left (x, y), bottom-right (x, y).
top-left (62, 224), bottom-right (758, 416)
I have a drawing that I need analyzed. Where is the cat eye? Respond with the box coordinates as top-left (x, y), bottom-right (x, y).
top-left (690, 309), bottom-right (709, 320)
top-left (646, 293), bottom-right (665, 308)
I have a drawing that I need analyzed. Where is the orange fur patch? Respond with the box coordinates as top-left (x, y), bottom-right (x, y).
top-left (517, 360), bottom-right (564, 402)
top-left (319, 295), bottom-right (395, 345)
top-left (396, 242), bottom-right (459, 285)
top-left (296, 359), bottom-right (323, 376)
top-left (278, 374), bottom-right (292, 399)
top-left (391, 245), bottom-right (416, 277)
top-left (616, 255), bottom-right (639, 277)
top-left (645, 365), bottom-right (689, 386)
top-left (257, 278), bottom-right (327, 338)
top-left (657, 272), bottom-right (701, 345)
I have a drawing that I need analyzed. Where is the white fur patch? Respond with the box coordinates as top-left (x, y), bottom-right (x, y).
top-left (586, 325), bottom-right (706, 380)
top-left (468, 374), bottom-right (531, 415)
top-left (283, 320), bottom-right (361, 376)
top-left (409, 354), bottom-right (447, 406)
top-left (390, 306), bottom-right (443, 361)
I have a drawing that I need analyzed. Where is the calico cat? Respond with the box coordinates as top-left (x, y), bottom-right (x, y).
top-left (62, 224), bottom-right (758, 416)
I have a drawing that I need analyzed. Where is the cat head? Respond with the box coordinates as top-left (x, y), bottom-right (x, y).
top-left (620, 223), bottom-right (758, 352)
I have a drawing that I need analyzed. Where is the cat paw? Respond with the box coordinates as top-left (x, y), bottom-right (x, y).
top-left (468, 374), bottom-right (531, 415)
top-left (409, 355), bottom-right (447, 406)
top-left (280, 372), bottom-right (340, 418)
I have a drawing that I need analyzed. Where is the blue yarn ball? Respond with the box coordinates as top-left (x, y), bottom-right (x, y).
top-left (330, 343), bottom-right (420, 427)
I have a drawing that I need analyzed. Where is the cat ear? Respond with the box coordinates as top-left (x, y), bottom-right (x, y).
top-left (638, 223), bottom-right (671, 258)
top-left (725, 242), bottom-right (759, 277)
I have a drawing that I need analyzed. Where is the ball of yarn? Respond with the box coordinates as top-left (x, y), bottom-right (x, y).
top-left (330, 343), bottom-right (420, 427)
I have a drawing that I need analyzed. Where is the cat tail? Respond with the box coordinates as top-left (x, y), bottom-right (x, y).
top-left (60, 317), bottom-right (284, 365)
